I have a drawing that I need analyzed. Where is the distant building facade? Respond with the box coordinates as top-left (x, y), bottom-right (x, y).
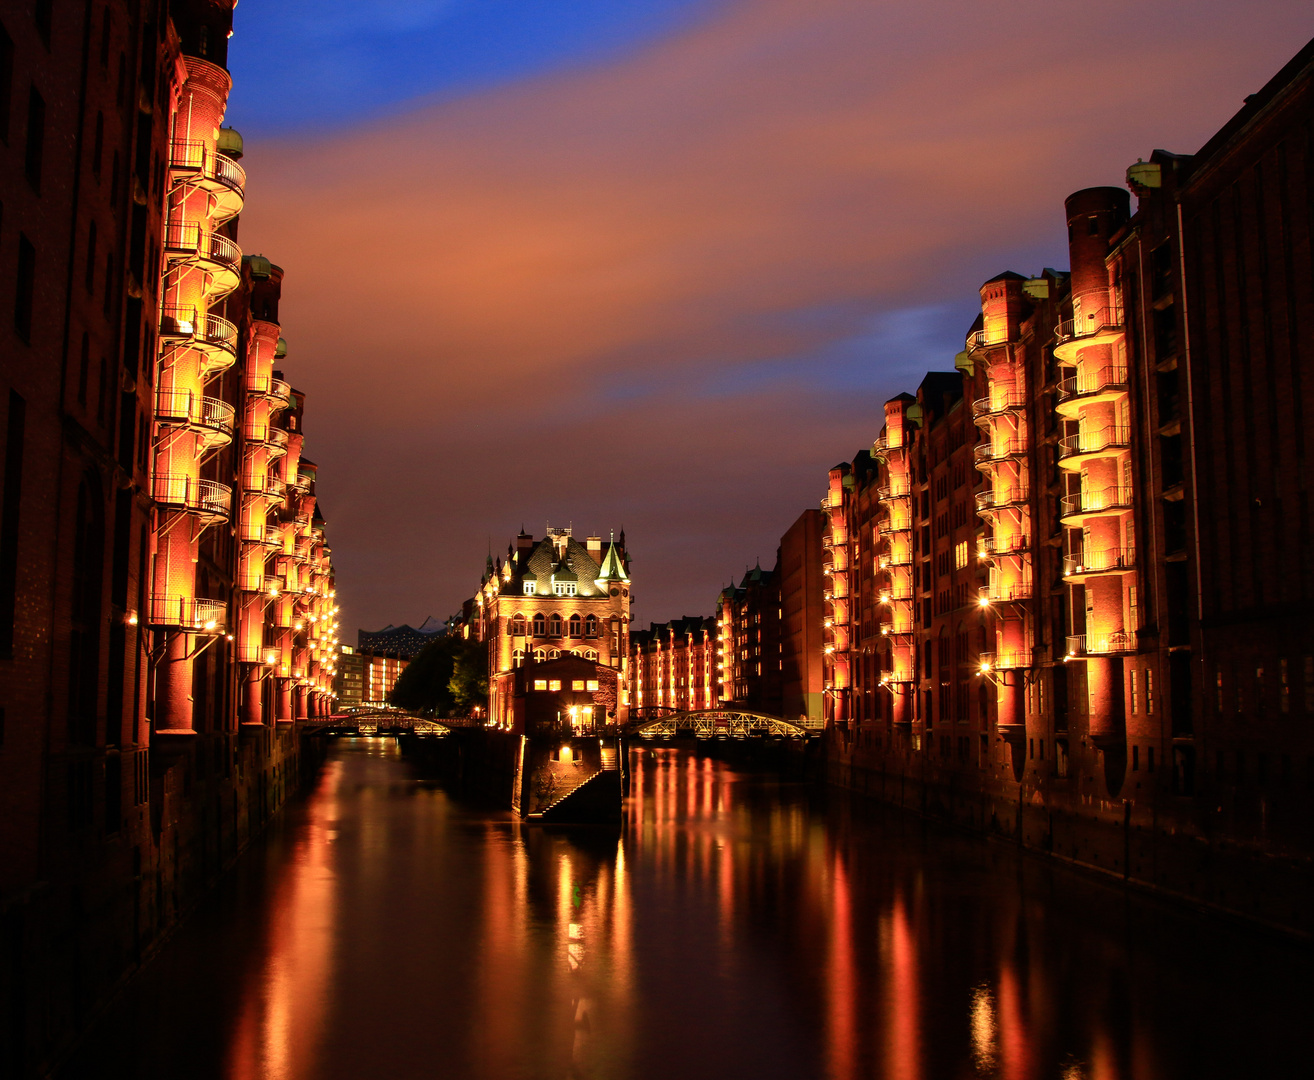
top-left (631, 616), bottom-right (717, 714)
top-left (468, 527), bottom-right (632, 732)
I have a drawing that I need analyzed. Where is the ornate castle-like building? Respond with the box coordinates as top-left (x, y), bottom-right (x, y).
top-left (470, 527), bottom-right (631, 734)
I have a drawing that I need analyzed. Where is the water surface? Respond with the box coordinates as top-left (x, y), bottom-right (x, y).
top-left (67, 739), bottom-right (1308, 1079)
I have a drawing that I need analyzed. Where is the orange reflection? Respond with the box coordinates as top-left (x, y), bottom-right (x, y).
top-left (883, 894), bottom-right (921, 1080)
top-left (227, 758), bottom-right (340, 1080)
top-left (827, 849), bottom-right (857, 1080)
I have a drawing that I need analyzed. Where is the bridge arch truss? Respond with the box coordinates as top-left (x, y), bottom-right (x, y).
top-left (625, 709), bottom-right (820, 739)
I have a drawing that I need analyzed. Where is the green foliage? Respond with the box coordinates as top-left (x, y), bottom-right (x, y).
top-left (448, 644), bottom-right (489, 714)
top-left (387, 634), bottom-right (485, 716)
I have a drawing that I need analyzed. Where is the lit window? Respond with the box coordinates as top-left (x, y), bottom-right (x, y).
top-left (549, 679), bottom-right (562, 691)
top-left (586, 679), bottom-right (599, 692)
top-left (571, 680), bottom-right (585, 691)
top-left (533, 679), bottom-right (547, 691)
top-left (954, 540), bottom-right (968, 570)
top-left (554, 581), bottom-right (576, 596)
top-left (513, 649), bottom-right (525, 668)
top-left (523, 581), bottom-right (536, 596)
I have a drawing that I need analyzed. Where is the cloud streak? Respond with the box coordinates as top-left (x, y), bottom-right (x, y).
top-left (235, 0), bottom-right (1312, 632)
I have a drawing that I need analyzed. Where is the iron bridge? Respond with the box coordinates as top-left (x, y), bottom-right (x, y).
top-left (624, 708), bottom-right (821, 739)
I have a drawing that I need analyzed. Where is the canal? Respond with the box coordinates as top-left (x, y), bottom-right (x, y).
top-left (64, 739), bottom-right (1306, 1080)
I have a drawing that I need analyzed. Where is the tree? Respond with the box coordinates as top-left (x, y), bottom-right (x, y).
top-left (387, 634), bottom-right (488, 717)
top-left (447, 643), bottom-right (488, 714)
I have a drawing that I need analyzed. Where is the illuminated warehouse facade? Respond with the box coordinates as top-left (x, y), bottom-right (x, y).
top-left (822, 39), bottom-right (1313, 928)
top-left (470, 528), bottom-right (632, 731)
top-left (0, 2), bottom-right (341, 1066)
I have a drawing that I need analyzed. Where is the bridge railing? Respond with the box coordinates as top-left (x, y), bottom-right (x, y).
top-left (624, 709), bottom-right (821, 739)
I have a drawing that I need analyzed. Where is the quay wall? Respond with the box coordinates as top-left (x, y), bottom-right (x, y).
top-left (2, 729), bottom-right (323, 1077)
top-left (825, 739), bottom-right (1313, 938)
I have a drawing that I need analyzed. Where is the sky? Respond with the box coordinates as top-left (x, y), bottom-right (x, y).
top-left (226, 0), bottom-right (1313, 637)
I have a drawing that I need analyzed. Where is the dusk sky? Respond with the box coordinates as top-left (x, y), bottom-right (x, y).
top-left (225, 0), bottom-right (1311, 637)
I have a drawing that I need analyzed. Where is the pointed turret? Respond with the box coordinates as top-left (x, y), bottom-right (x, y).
top-left (595, 541), bottom-right (629, 587)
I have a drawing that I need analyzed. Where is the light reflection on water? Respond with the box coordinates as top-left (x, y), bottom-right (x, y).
top-left (66, 739), bottom-right (1307, 1080)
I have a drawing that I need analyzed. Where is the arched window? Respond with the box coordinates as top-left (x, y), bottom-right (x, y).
top-left (532, 613), bottom-right (545, 636)
top-left (583, 649), bottom-right (598, 662)
top-left (585, 614), bottom-right (598, 637)
top-left (534, 648), bottom-right (547, 662)
top-left (509, 615), bottom-right (526, 636)
top-left (512, 648), bottom-right (525, 668)
top-left (549, 648), bottom-right (561, 659)
top-left (548, 613), bottom-right (562, 636)
top-left (568, 614), bottom-right (581, 637)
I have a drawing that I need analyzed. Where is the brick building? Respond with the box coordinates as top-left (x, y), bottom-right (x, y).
top-left (469, 527), bottom-right (632, 731)
top-left (777, 508), bottom-right (825, 726)
top-left (0, 3), bottom-right (342, 1069)
top-left (820, 39), bottom-right (1314, 929)
top-left (630, 615), bottom-right (717, 714)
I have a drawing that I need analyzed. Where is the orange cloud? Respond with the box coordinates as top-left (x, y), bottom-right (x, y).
top-left (236, 0), bottom-right (1312, 629)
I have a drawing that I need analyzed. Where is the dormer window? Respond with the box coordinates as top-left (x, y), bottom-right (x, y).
top-left (554, 581), bottom-right (576, 596)
top-left (523, 581), bottom-right (536, 596)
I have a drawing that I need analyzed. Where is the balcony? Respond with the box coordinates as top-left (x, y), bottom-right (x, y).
top-left (239, 520), bottom-right (280, 547)
top-left (975, 485), bottom-right (1029, 513)
top-left (978, 649), bottom-right (1029, 671)
top-left (980, 533), bottom-right (1028, 558)
top-left (1066, 632), bottom-right (1136, 657)
top-left (239, 572), bottom-right (284, 595)
top-left (1058, 425), bottom-right (1131, 467)
top-left (248, 375), bottom-right (293, 409)
top-left (877, 585), bottom-right (914, 603)
top-left (876, 480), bottom-right (912, 501)
top-left (159, 306), bottom-right (239, 375)
top-left (149, 595), bottom-right (227, 632)
top-left (1059, 485), bottom-right (1133, 523)
top-left (152, 473), bottom-right (231, 523)
top-left (161, 222), bottom-right (242, 295)
top-left (1055, 364), bottom-right (1129, 416)
top-left (878, 620), bottom-right (914, 638)
top-left (1062, 546), bottom-right (1136, 580)
top-left (1053, 304), bottom-right (1123, 362)
top-left (243, 472), bottom-right (286, 501)
top-left (243, 422), bottom-right (290, 457)
top-left (971, 389), bottom-right (1026, 423)
top-left (966, 329), bottom-right (1014, 353)
top-left (981, 579), bottom-right (1033, 604)
top-left (873, 431), bottom-right (905, 454)
top-left (168, 140), bottom-right (246, 219)
top-left (878, 550), bottom-right (913, 569)
top-left (155, 388), bottom-right (235, 450)
top-left (973, 438), bottom-right (1026, 467)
